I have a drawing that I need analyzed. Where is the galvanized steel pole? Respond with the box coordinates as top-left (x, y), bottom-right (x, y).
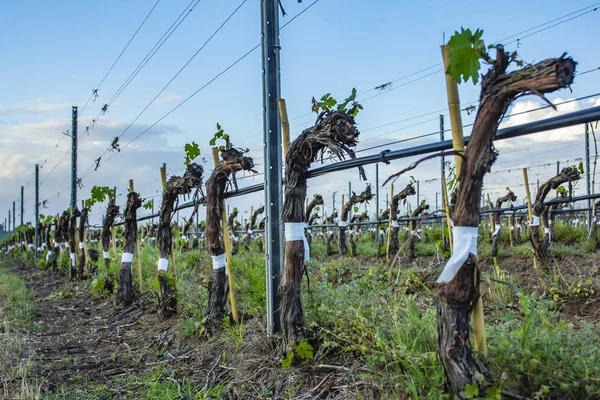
top-left (71, 106), bottom-right (78, 271)
top-left (586, 122), bottom-right (592, 229)
top-left (262, 0), bottom-right (283, 335)
top-left (375, 163), bottom-right (379, 240)
top-left (34, 164), bottom-right (39, 260)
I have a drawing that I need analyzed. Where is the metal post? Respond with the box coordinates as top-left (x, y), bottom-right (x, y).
top-left (8, 210), bottom-right (10, 232)
top-left (71, 106), bottom-right (78, 269)
top-left (436, 192), bottom-right (439, 211)
top-left (195, 202), bottom-right (199, 239)
top-left (20, 186), bottom-right (24, 245)
top-left (12, 201), bottom-right (15, 233)
top-left (151, 199), bottom-right (154, 225)
top-left (262, 0), bottom-right (283, 335)
top-left (375, 163), bottom-right (379, 240)
top-left (557, 160), bottom-right (560, 175)
top-left (586, 122), bottom-right (592, 229)
top-left (416, 180), bottom-right (420, 206)
top-left (332, 191), bottom-right (337, 214)
top-left (34, 164), bottom-right (39, 260)
top-left (348, 181), bottom-right (352, 220)
top-left (440, 114), bottom-right (446, 243)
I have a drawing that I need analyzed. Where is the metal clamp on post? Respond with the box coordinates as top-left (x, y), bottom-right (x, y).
top-left (378, 149), bottom-right (391, 165)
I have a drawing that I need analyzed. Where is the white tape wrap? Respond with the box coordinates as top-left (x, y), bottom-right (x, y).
top-left (46, 251), bottom-right (53, 261)
top-left (121, 252), bottom-right (133, 263)
top-left (42, 243), bottom-right (47, 248)
top-left (379, 229), bottom-right (385, 236)
top-left (492, 224), bottom-right (501, 236)
top-left (548, 220), bottom-right (553, 226)
top-left (158, 258), bottom-right (169, 272)
top-left (70, 252), bottom-right (76, 267)
top-left (79, 242), bottom-right (84, 249)
top-left (530, 216), bottom-right (540, 226)
top-left (28, 243), bottom-right (33, 249)
top-left (392, 220), bottom-right (399, 228)
top-left (517, 224), bottom-right (522, 229)
top-left (211, 253), bottom-right (228, 274)
top-left (437, 226), bottom-right (479, 284)
top-left (247, 229), bottom-right (253, 235)
top-left (338, 220), bottom-right (348, 228)
top-left (510, 226), bottom-right (515, 231)
top-left (103, 251), bottom-right (110, 259)
top-left (544, 227), bottom-right (551, 242)
top-left (285, 222), bottom-right (310, 262)
top-left (37, 247), bottom-right (41, 252)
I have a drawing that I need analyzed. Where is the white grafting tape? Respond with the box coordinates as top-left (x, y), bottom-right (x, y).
top-left (79, 242), bottom-right (84, 249)
top-left (46, 251), bottom-right (53, 261)
top-left (42, 243), bottom-right (47, 248)
top-left (544, 228), bottom-right (550, 234)
top-left (338, 220), bottom-right (348, 227)
top-left (493, 224), bottom-right (501, 236)
top-left (247, 229), bottom-right (253, 235)
top-left (70, 252), bottom-right (76, 267)
top-left (28, 243), bottom-right (33, 249)
top-left (392, 220), bottom-right (399, 228)
top-left (37, 247), bottom-right (41, 252)
top-left (379, 229), bottom-right (385, 236)
top-left (103, 251), bottom-right (110, 259)
top-left (211, 253), bottom-right (228, 274)
top-left (530, 216), bottom-right (540, 226)
top-left (548, 220), bottom-right (553, 225)
top-left (285, 222), bottom-right (310, 262)
top-left (121, 252), bottom-right (133, 263)
top-left (437, 226), bottom-right (479, 284)
top-left (511, 226), bottom-right (515, 231)
top-left (158, 258), bottom-right (169, 271)
top-left (517, 224), bottom-right (522, 229)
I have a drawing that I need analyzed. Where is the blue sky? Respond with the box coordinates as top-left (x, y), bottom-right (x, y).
top-left (1, 0), bottom-right (599, 227)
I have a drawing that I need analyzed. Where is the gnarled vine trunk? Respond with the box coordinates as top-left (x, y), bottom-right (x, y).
top-left (408, 204), bottom-right (429, 260)
top-left (158, 164), bottom-right (204, 317)
top-left (118, 192), bottom-right (142, 306)
top-left (280, 111), bottom-right (363, 349)
top-left (245, 206), bottom-right (264, 246)
top-left (530, 167), bottom-right (579, 266)
top-left (325, 212), bottom-right (338, 255)
top-left (69, 208), bottom-right (80, 279)
top-left (490, 191), bottom-right (516, 257)
top-left (205, 150), bottom-right (252, 334)
top-left (304, 195), bottom-right (323, 252)
top-left (77, 207), bottom-right (88, 279)
top-left (389, 184), bottom-right (416, 257)
top-left (102, 197), bottom-right (119, 268)
top-left (434, 49), bottom-right (575, 398)
top-left (338, 185), bottom-right (373, 257)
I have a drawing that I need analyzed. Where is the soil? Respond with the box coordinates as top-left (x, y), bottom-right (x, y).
top-left (3, 261), bottom-right (373, 399)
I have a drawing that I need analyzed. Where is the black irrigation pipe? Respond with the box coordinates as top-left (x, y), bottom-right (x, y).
top-left (119, 106), bottom-right (600, 226)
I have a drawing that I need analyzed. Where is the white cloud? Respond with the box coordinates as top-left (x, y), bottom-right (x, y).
top-left (0, 99), bottom-right (71, 115)
top-left (152, 92), bottom-right (182, 105)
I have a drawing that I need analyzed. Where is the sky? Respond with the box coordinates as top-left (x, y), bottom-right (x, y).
top-left (1, 0), bottom-right (599, 229)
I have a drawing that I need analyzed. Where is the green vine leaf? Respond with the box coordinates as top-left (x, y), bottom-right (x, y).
top-left (184, 141), bottom-right (201, 167)
top-left (85, 186), bottom-right (116, 209)
top-left (295, 340), bottom-right (314, 362)
top-left (143, 200), bottom-right (153, 210)
top-left (446, 27), bottom-right (486, 84)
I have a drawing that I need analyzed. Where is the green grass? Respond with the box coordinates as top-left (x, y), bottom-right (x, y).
top-left (0, 262), bottom-right (37, 329)
top-left (3, 223), bottom-right (600, 399)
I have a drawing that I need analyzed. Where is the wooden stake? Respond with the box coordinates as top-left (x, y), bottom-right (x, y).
top-left (212, 147), bottom-right (239, 323)
top-left (277, 98), bottom-right (290, 161)
top-left (386, 185), bottom-right (394, 261)
top-left (441, 174), bottom-right (453, 253)
top-left (129, 179), bottom-right (143, 293)
top-left (523, 168), bottom-right (538, 268)
top-left (441, 45), bottom-right (465, 173)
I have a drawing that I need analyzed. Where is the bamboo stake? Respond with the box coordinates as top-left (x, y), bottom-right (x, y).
top-left (441, 45), bottom-right (465, 173)
top-left (441, 174), bottom-right (453, 253)
top-left (277, 98), bottom-right (290, 161)
top-left (385, 185), bottom-right (394, 261)
top-left (523, 168), bottom-right (538, 268)
top-left (212, 147), bottom-right (239, 323)
top-left (160, 165), bottom-right (177, 284)
top-left (129, 180), bottom-right (143, 293)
